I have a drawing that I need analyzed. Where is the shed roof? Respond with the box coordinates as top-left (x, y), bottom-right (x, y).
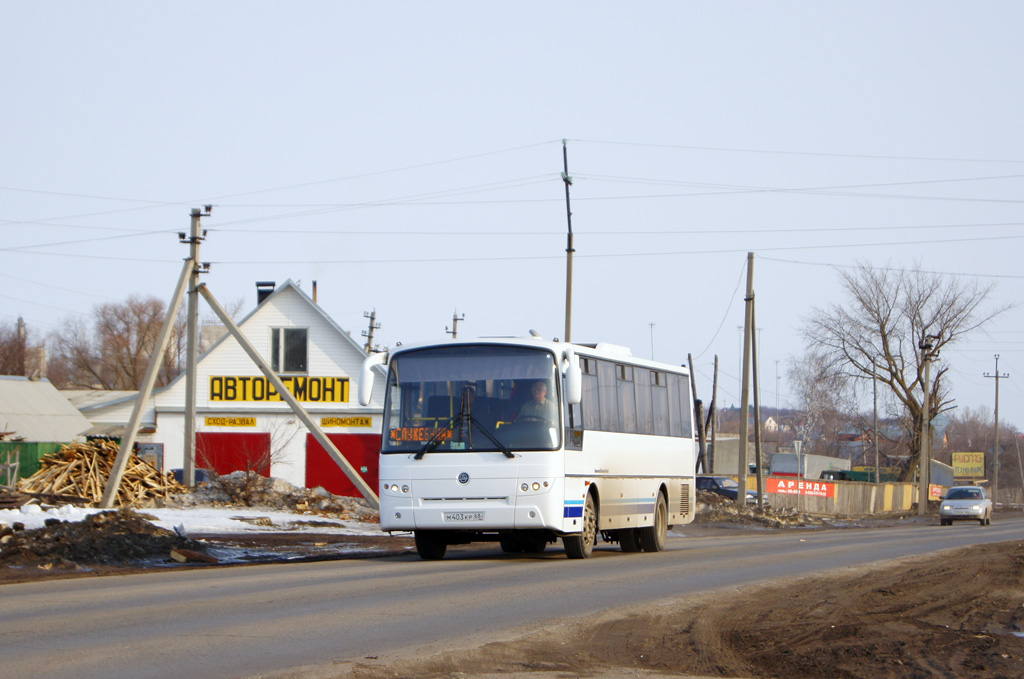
top-left (0, 376), bottom-right (93, 442)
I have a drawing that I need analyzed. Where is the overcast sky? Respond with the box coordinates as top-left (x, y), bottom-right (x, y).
top-left (3, 2), bottom-right (1023, 431)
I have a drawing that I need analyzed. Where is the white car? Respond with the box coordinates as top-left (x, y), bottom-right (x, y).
top-left (939, 486), bottom-right (993, 526)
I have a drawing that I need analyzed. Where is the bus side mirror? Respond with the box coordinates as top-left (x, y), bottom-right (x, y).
top-left (564, 348), bottom-right (582, 405)
top-left (359, 353), bottom-right (387, 406)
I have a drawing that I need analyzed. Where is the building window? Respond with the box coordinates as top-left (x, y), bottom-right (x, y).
top-left (271, 327), bottom-right (308, 373)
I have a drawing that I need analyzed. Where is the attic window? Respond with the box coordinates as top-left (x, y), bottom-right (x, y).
top-left (271, 327), bottom-right (308, 373)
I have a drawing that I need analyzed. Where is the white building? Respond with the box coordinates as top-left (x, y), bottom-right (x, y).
top-left (72, 281), bottom-right (387, 496)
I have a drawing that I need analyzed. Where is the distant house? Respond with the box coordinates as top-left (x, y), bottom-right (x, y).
top-left (836, 422), bottom-right (906, 465)
top-left (0, 375), bottom-right (93, 480)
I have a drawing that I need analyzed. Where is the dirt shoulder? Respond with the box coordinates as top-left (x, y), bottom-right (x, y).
top-left (342, 539), bottom-right (1024, 679)
top-left (5, 486), bottom-right (1024, 679)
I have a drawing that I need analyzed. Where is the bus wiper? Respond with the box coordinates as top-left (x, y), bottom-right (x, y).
top-left (416, 416), bottom-right (456, 459)
top-left (415, 388), bottom-right (513, 460)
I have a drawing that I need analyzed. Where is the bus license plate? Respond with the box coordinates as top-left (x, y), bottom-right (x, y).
top-left (443, 511), bottom-right (484, 522)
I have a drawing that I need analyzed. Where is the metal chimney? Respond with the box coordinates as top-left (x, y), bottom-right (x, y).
top-left (256, 281), bottom-right (276, 305)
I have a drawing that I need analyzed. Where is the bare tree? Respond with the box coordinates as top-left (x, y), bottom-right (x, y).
top-left (804, 263), bottom-right (1008, 480)
top-left (787, 350), bottom-right (857, 457)
top-left (0, 319), bottom-right (27, 376)
top-left (944, 406), bottom-right (992, 456)
top-left (48, 295), bottom-right (185, 389)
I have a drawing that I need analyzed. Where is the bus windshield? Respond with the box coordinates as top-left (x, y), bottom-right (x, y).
top-left (382, 345), bottom-right (561, 454)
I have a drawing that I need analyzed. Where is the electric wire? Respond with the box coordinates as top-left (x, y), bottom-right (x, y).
top-left (692, 259), bottom-right (747, 361)
top-left (569, 138), bottom-right (1024, 165)
top-left (758, 255), bottom-right (1024, 281)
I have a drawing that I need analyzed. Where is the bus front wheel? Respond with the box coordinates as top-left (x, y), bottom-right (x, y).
top-left (414, 530), bottom-right (447, 560)
top-left (563, 494), bottom-right (596, 559)
top-left (638, 493), bottom-right (667, 553)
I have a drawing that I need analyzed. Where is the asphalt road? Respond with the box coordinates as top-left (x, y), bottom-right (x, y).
top-left (3, 516), bottom-right (1023, 679)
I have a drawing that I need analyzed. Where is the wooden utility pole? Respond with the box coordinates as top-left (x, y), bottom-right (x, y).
top-left (985, 354), bottom-right (1009, 503)
top-left (688, 353), bottom-right (708, 473)
top-left (737, 252), bottom-right (754, 506)
top-left (562, 139), bottom-right (574, 342)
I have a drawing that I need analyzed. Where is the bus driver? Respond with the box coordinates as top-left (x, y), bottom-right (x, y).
top-left (518, 381), bottom-right (558, 424)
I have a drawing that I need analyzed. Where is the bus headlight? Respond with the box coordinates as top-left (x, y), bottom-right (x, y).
top-left (521, 483), bottom-right (529, 492)
top-left (532, 482), bottom-right (541, 491)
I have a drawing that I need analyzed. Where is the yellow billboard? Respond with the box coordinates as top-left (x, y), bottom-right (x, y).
top-left (209, 376), bottom-right (349, 403)
top-left (952, 451), bottom-right (985, 478)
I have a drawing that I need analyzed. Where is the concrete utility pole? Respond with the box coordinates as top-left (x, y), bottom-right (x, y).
top-left (985, 355), bottom-right (1009, 503)
top-left (737, 252), bottom-right (755, 506)
top-left (917, 336), bottom-right (937, 516)
top-left (362, 310), bottom-right (380, 353)
top-left (709, 355), bottom-right (719, 473)
top-left (445, 310), bottom-right (464, 339)
top-left (183, 206), bottom-right (211, 486)
top-left (562, 139), bottom-right (574, 343)
top-left (750, 296), bottom-right (765, 509)
top-left (873, 363), bottom-right (880, 483)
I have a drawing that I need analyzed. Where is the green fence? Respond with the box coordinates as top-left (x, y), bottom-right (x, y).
top-left (0, 441), bottom-right (66, 483)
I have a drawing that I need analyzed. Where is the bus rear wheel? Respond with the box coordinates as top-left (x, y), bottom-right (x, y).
top-left (618, 528), bottom-right (642, 552)
top-left (414, 530), bottom-right (447, 560)
top-left (563, 494), bottom-right (596, 559)
top-left (638, 493), bottom-right (667, 553)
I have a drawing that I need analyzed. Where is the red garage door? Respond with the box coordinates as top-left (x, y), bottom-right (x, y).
top-left (305, 433), bottom-right (380, 497)
top-left (196, 432), bottom-right (272, 477)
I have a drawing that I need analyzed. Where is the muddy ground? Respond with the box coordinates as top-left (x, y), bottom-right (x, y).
top-left (345, 537), bottom-right (1024, 679)
top-left (3, 489), bottom-right (1023, 678)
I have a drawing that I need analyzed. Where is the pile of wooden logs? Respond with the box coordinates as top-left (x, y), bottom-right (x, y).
top-left (18, 439), bottom-right (185, 507)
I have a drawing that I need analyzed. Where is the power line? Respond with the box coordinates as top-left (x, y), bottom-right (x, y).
top-left (0, 230), bottom-right (173, 253)
top-left (758, 255), bottom-right (1024, 281)
top-left (205, 220), bottom-right (1024, 237)
top-left (570, 138), bottom-right (1024, 165)
top-left (692, 259), bottom-right (747, 361)
top-left (0, 140), bottom-right (561, 227)
top-left (577, 171), bottom-right (1024, 192)
top-left (8, 230), bottom-right (1024, 266)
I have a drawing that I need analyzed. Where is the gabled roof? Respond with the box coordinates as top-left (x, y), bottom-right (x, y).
top-left (198, 279), bottom-right (368, 360)
top-left (157, 279), bottom-right (372, 400)
top-left (0, 376), bottom-right (92, 442)
top-left (62, 389), bottom-right (140, 412)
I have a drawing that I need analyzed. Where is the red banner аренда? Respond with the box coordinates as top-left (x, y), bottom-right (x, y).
top-left (767, 478), bottom-right (836, 498)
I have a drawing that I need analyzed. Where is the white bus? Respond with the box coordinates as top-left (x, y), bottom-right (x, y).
top-left (359, 337), bottom-right (697, 559)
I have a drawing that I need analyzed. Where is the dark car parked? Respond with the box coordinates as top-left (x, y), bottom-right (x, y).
top-left (696, 475), bottom-right (767, 505)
